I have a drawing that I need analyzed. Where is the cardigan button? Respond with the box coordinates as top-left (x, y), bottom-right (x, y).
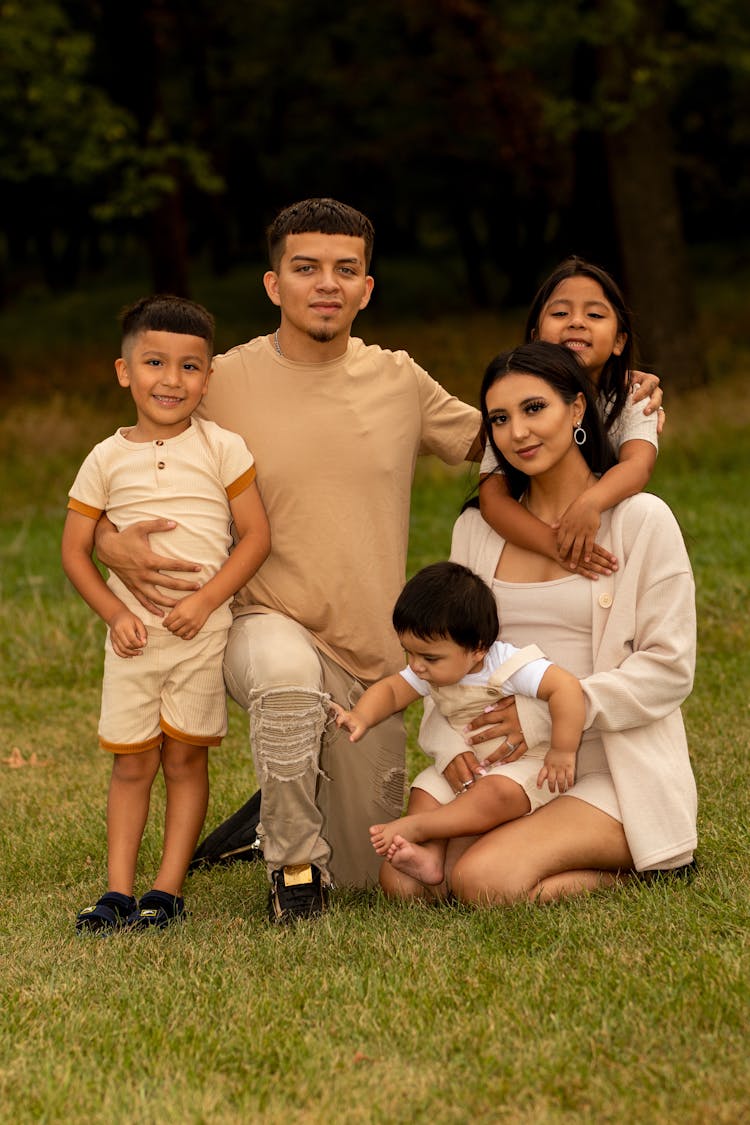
top-left (598, 592), bottom-right (613, 609)
top-left (157, 461), bottom-right (166, 470)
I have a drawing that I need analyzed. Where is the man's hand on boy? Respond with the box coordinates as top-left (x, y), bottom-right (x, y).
top-left (95, 516), bottom-right (201, 616)
top-left (108, 608), bottom-right (147, 658)
top-left (330, 701), bottom-right (369, 742)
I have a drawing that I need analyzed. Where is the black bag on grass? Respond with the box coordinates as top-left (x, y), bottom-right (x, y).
top-left (189, 789), bottom-right (263, 872)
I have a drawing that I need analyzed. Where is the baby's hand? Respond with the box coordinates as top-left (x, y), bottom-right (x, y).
top-left (537, 749), bottom-right (576, 793)
top-left (329, 701), bottom-right (369, 743)
top-left (163, 592), bottom-right (211, 639)
top-left (108, 609), bottom-right (147, 658)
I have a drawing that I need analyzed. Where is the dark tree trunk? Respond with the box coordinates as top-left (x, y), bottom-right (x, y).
top-left (596, 3), bottom-right (708, 387)
top-left (148, 172), bottom-right (190, 296)
top-left (603, 102), bottom-right (707, 386)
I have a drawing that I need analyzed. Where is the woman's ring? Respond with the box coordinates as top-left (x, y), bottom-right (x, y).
top-left (461, 779), bottom-right (474, 791)
top-left (505, 740), bottom-right (519, 753)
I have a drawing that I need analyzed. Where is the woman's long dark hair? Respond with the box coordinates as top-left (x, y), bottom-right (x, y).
top-left (480, 342), bottom-right (617, 501)
top-left (525, 256), bottom-right (635, 433)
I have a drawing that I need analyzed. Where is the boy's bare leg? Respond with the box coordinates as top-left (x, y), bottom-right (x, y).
top-left (107, 748), bottom-right (161, 895)
top-left (152, 739), bottom-right (209, 896)
top-left (371, 775), bottom-right (531, 857)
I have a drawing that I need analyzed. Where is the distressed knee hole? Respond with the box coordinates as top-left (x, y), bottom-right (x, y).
top-left (249, 687), bottom-right (329, 783)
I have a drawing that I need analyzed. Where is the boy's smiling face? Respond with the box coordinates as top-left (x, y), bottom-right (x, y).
top-left (115, 330), bottom-right (212, 441)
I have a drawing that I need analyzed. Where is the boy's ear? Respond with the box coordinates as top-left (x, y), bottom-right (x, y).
top-left (201, 364), bottom-right (214, 395)
top-left (114, 357), bottom-right (130, 387)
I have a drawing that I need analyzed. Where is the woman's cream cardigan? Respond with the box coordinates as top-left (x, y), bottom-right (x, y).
top-left (420, 494), bottom-right (697, 871)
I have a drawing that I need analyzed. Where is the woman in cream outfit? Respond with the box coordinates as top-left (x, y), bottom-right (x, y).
top-left (381, 342), bottom-right (697, 904)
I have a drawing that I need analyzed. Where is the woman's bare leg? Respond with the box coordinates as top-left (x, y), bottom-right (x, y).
top-left (451, 796), bottom-right (633, 905)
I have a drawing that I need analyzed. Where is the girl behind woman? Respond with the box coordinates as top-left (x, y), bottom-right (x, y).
top-left (480, 258), bottom-right (662, 576)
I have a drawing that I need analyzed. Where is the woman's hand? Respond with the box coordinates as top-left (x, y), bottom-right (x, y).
top-left (95, 517), bottom-right (201, 616)
top-left (443, 750), bottom-right (485, 794)
top-left (463, 696), bottom-right (527, 763)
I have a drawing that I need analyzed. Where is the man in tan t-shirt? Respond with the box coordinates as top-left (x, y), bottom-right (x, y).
top-left (97, 197), bottom-right (482, 923)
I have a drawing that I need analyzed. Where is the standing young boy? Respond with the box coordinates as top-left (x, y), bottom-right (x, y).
top-left (331, 562), bottom-right (585, 890)
top-left (62, 295), bottom-right (270, 932)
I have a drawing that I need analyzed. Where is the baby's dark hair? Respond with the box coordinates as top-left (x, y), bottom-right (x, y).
top-left (120, 294), bottom-right (215, 356)
top-left (525, 256), bottom-right (634, 432)
top-left (267, 197), bottom-right (375, 271)
top-left (392, 562), bottom-right (499, 651)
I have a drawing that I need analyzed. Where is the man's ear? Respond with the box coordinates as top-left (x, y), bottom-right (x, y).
top-left (263, 271), bottom-right (281, 307)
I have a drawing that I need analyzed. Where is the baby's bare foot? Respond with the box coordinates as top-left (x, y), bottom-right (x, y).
top-left (388, 835), bottom-right (445, 886)
top-left (369, 821), bottom-right (399, 855)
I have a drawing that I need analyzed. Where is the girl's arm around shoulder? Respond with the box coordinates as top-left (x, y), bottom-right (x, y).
top-left (479, 472), bottom-right (560, 561)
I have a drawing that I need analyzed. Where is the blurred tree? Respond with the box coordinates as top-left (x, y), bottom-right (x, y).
top-left (0, 0), bottom-right (223, 297)
top-left (1, 0), bottom-right (748, 363)
top-left (0, 0), bottom-right (134, 295)
top-left (498, 0), bottom-right (723, 386)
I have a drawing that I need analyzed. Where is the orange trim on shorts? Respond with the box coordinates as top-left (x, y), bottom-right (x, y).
top-left (160, 717), bottom-right (223, 748)
top-left (226, 464), bottom-right (256, 500)
top-left (99, 732), bottom-right (163, 755)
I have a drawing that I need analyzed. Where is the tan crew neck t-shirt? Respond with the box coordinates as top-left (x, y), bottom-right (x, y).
top-left (198, 335), bottom-right (480, 681)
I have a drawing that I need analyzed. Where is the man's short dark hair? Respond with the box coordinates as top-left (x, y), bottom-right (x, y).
top-left (392, 562), bottom-right (499, 651)
top-left (267, 197), bottom-right (375, 271)
top-left (120, 294), bottom-right (215, 356)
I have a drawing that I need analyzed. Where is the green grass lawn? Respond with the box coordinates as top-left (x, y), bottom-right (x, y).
top-left (1, 309), bottom-right (749, 1122)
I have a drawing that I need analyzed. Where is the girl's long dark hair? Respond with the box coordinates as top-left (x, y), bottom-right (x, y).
top-left (480, 342), bottom-right (617, 501)
top-left (525, 256), bottom-right (635, 432)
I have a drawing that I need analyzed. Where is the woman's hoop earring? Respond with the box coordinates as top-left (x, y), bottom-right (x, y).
top-left (573, 423), bottom-right (587, 446)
